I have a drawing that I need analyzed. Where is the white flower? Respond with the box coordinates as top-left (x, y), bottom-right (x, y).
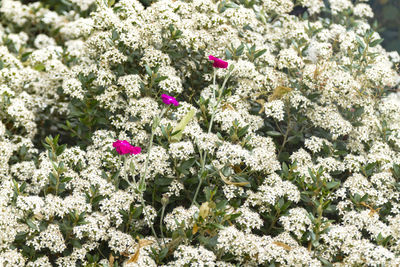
top-left (172, 245), bottom-right (217, 267)
top-left (353, 3), bottom-right (374, 18)
top-left (328, 0), bottom-right (353, 15)
top-left (62, 78), bottom-right (84, 100)
top-left (164, 206), bottom-right (199, 232)
top-left (277, 48), bottom-right (304, 70)
top-left (264, 100), bottom-right (285, 121)
top-left (27, 224), bottom-right (67, 253)
top-left (280, 208), bottom-right (313, 239)
top-left (169, 141), bottom-right (194, 160)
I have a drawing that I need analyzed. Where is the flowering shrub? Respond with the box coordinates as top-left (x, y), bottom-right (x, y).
top-left (1, 0), bottom-right (400, 266)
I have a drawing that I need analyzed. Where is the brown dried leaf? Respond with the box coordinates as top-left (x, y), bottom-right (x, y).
top-left (138, 239), bottom-right (154, 247)
top-left (232, 165), bottom-right (242, 174)
top-left (272, 241), bottom-right (292, 251)
top-left (192, 223), bottom-right (199, 235)
top-left (121, 252), bottom-right (130, 257)
top-left (199, 202), bottom-right (210, 219)
top-left (222, 103), bottom-right (235, 111)
top-left (127, 239), bottom-right (154, 263)
top-left (127, 243), bottom-right (141, 263)
top-left (369, 207), bottom-right (382, 217)
top-left (255, 99), bottom-right (266, 114)
top-left (360, 202), bottom-right (381, 217)
top-left (268, 86), bottom-right (293, 101)
top-left (219, 171), bottom-right (249, 187)
top-left (109, 253), bottom-right (115, 266)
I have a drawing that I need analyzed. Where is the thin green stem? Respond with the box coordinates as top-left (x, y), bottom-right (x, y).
top-left (160, 202), bottom-right (167, 245)
top-left (192, 167), bottom-right (204, 206)
top-left (55, 172), bottom-right (60, 196)
top-left (138, 107), bottom-right (168, 191)
top-left (140, 194), bottom-right (161, 248)
top-left (135, 107), bottom-right (169, 248)
top-left (139, 130), bottom-right (155, 191)
top-left (192, 69), bottom-right (231, 206)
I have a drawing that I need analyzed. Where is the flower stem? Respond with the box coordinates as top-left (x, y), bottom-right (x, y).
top-left (140, 194), bottom-right (161, 248)
top-left (160, 201), bottom-right (167, 245)
top-left (192, 70), bottom-right (231, 206)
top-left (136, 107), bottom-right (168, 248)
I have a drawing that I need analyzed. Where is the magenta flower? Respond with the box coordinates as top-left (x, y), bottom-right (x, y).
top-left (113, 140), bottom-right (141, 155)
top-left (208, 55), bottom-right (228, 69)
top-left (161, 94), bottom-right (179, 106)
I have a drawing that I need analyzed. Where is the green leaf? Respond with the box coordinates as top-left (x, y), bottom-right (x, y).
top-left (281, 200), bottom-right (292, 211)
top-left (236, 43), bottom-right (245, 57)
top-left (317, 256), bottom-right (332, 266)
top-left (155, 76), bottom-right (168, 83)
top-left (56, 144), bottom-right (67, 156)
top-left (160, 125), bottom-right (168, 139)
top-left (58, 183), bottom-right (66, 192)
top-left (308, 168), bottom-right (317, 182)
top-left (218, 0), bottom-right (227, 12)
top-left (354, 193), bottom-right (361, 203)
top-left (21, 52), bottom-right (32, 62)
top-left (254, 49), bottom-right (267, 59)
top-left (360, 194), bottom-right (369, 202)
top-left (34, 64), bottom-right (45, 71)
top-left (49, 173), bottom-right (57, 185)
top-left (60, 177), bottom-right (73, 183)
top-left (216, 200), bottom-right (228, 210)
top-left (159, 247), bottom-right (168, 260)
top-left (20, 145), bottom-right (27, 156)
top-left (394, 164), bottom-right (400, 178)
top-left (333, 150), bottom-right (347, 156)
top-left (70, 239), bottom-right (82, 248)
top-left (356, 36), bottom-right (365, 49)
top-left (145, 65), bottom-right (152, 76)
top-left (225, 48), bottom-right (232, 60)
top-left (177, 158), bottom-right (196, 175)
top-left (171, 109), bottom-right (196, 142)
top-left (20, 182), bottom-right (27, 192)
top-left (225, 2), bottom-right (239, 8)
top-left (326, 181), bottom-right (340, 190)
top-left (370, 38), bottom-right (383, 47)
top-left (26, 219), bottom-right (38, 231)
top-left (54, 134), bottom-right (60, 145)
top-left (229, 212), bottom-right (241, 220)
top-left (210, 223), bottom-right (225, 230)
top-left (282, 162), bottom-right (288, 176)
top-left (266, 131), bottom-right (282, 136)
top-left (237, 125), bottom-right (249, 138)
top-left (155, 177), bottom-right (173, 186)
top-left (132, 206), bottom-right (143, 219)
top-left (92, 195), bottom-right (106, 205)
top-left (111, 29), bottom-right (119, 40)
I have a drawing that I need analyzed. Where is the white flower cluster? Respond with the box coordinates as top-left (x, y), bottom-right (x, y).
top-left (0, 0), bottom-right (400, 265)
top-left (279, 207), bottom-right (313, 239)
top-left (26, 224), bottom-right (67, 253)
top-left (164, 205), bottom-right (199, 232)
top-left (247, 173), bottom-right (300, 212)
top-left (217, 226), bottom-right (321, 266)
top-left (169, 245), bottom-right (217, 267)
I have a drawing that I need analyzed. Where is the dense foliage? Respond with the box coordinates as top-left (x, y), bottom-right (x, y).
top-left (370, 0), bottom-right (400, 53)
top-left (0, 0), bottom-right (400, 266)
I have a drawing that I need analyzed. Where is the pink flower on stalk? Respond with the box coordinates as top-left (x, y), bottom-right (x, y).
top-left (113, 140), bottom-right (141, 155)
top-left (161, 94), bottom-right (179, 106)
top-left (208, 55), bottom-right (228, 69)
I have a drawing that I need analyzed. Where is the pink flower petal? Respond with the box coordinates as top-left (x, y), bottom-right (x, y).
top-left (113, 140), bottom-right (141, 155)
top-left (208, 55), bottom-right (228, 69)
top-left (161, 94), bottom-right (179, 106)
